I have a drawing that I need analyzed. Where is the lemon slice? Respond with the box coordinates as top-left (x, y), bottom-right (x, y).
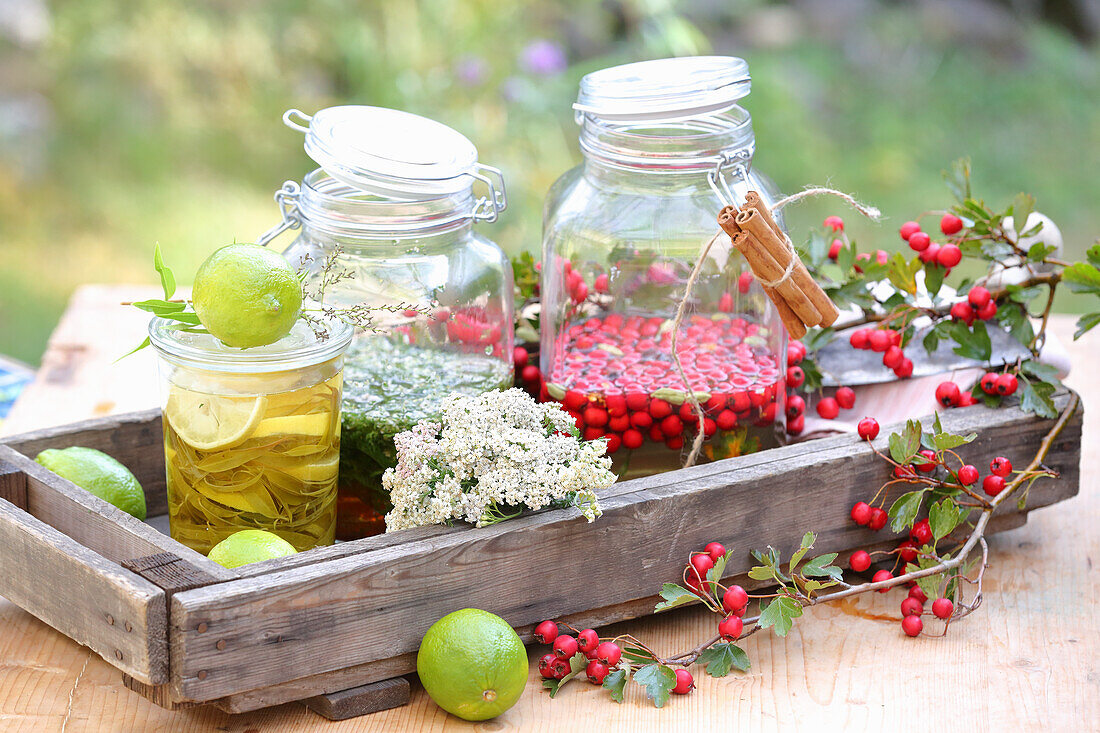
top-left (281, 452), bottom-right (340, 483)
top-left (251, 413), bottom-right (332, 440)
top-left (166, 387), bottom-right (266, 451)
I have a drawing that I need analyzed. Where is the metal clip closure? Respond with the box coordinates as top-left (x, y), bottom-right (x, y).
top-left (256, 181), bottom-right (302, 246)
top-left (706, 146), bottom-right (755, 207)
top-left (470, 164), bottom-right (508, 223)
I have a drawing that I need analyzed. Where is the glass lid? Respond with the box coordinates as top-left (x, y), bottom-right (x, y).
top-left (284, 105), bottom-right (481, 199)
top-left (573, 56), bottom-right (751, 123)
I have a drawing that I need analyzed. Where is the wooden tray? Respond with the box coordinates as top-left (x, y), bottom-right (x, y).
top-left (0, 392), bottom-right (1083, 719)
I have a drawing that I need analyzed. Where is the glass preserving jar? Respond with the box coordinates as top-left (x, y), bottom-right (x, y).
top-left (149, 317), bottom-right (353, 555)
top-left (541, 57), bottom-right (787, 478)
top-left (260, 106), bottom-right (514, 539)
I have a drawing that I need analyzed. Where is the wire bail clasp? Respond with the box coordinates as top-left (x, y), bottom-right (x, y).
top-left (256, 181), bottom-right (302, 246)
top-left (470, 164), bottom-right (508, 223)
top-left (707, 146), bottom-right (755, 207)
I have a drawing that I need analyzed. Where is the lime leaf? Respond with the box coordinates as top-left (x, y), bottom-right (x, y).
top-left (889, 490), bottom-right (927, 533)
top-left (697, 643), bottom-right (750, 678)
top-left (757, 596), bottom-right (803, 637)
top-left (153, 243), bottom-right (176, 300)
top-left (602, 669), bottom-right (629, 703)
top-left (633, 664), bottom-right (676, 708)
top-left (116, 336), bottom-right (151, 361)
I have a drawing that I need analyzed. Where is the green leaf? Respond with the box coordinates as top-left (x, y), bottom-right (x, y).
top-left (696, 643), bottom-right (750, 678)
top-left (1074, 312), bottom-right (1100, 340)
top-left (1011, 193), bottom-right (1034, 240)
top-left (888, 490), bottom-right (927, 533)
top-left (153, 243), bottom-right (176, 300)
top-left (931, 431), bottom-right (976, 451)
top-left (799, 327), bottom-right (834, 353)
top-left (928, 498), bottom-right (961, 541)
top-left (757, 596), bottom-right (803, 637)
top-left (654, 583), bottom-right (699, 613)
top-left (602, 669), bottom-right (628, 703)
top-left (1087, 243), bottom-right (1100, 268)
top-left (130, 299), bottom-right (187, 317)
top-left (633, 664), bottom-right (677, 708)
top-left (800, 552), bottom-right (842, 580)
top-left (889, 420), bottom-right (922, 464)
top-left (1063, 262), bottom-right (1100, 295)
top-left (998, 302), bottom-right (1035, 346)
top-left (1018, 376), bottom-right (1057, 419)
top-left (887, 253), bottom-right (921, 295)
top-left (923, 264), bottom-right (946, 297)
top-left (950, 320), bottom-right (992, 362)
top-left (788, 531), bottom-right (816, 574)
top-left (943, 158), bottom-right (971, 202)
top-left (543, 652), bottom-right (590, 698)
top-left (706, 549), bottom-right (732, 589)
top-left (922, 320), bottom-right (951, 355)
top-left (1026, 242), bottom-right (1056, 262)
top-left (1020, 360), bottom-right (1062, 387)
top-left (116, 336), bottom-right (151, 361)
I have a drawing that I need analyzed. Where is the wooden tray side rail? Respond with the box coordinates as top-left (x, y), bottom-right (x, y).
top-left (165, 393), bottom-right (1082, 706)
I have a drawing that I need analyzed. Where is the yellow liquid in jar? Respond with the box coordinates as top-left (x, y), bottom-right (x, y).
top-left (163, 372), bottom-right (342, 555)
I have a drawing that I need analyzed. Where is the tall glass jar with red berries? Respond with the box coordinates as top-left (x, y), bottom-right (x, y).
top-left (541, 57), bottom-right (787, 476)
top-left (260, 106), bottom-right (514, 538)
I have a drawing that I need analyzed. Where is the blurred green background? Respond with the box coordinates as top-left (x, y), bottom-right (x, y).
top-left (0, 0), bottom-right (1097, 365)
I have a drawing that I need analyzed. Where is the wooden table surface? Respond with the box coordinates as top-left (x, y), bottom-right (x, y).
top-left (1, 285), bottom-right (1097, 732)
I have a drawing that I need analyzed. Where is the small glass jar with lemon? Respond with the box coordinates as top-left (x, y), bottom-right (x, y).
top-left (149, 317), bottom-right (353, 555)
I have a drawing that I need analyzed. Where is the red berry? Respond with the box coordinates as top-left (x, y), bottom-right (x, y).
top-left (850, 501), bottom-right (872, 526)
top-left (957, 390), bottom-right (977, 406)
top-left (717, 291), bottom-right (734, 313)
top-left (705, 542), bottom-right (726, 563)
top-left (521, 364), bottom-right (541, 384)
top-left (553, 635), bottom-right (579, 659)
top-left (563, 390), bottom-right (586, 412)
top-left (976, 300), bottom-right (997, 320)
top-left (828, 239), bottom-right (843, 260)
top-left (594, 273), bottom-right (610, 294)
top-left (909, 585), bottom-right (928, 604)
top-left (995, 373), bottom-right (1018, 396)
top-left (857, 417), bottom-right (880, 440)
top-left (950, 301), bottom-right (975, 323)
top-left (513, 346), bottom-right (530, 369)
top-left (900, 221), bottom-right (922, 241)
top-left (850, 329), bottom-right (871, 350)
top-left (718, 615), bottom-right (744, 641)
top-left (918, 242), bottom-right (940, 264)
top-left (914, 449), bottom-right (937, 473)
top-left (577, 628), bottom-right (600, 654)
top-left (595, 642), bottom-right (622, 666)
top-left (824, 215), bottom-right (844, 231)
top-left (716, 409), bottom-right (738, 430)
top-left (990, 456), bottom-right (1012, 477)
top-left (787, 365), bottom-right (805, 388)
top-left (550, 656), bottom-right (571, 679)
top-left (868, 330), bottom-right (890, 352)
top-left (908, 231), bottom-right (931, 252)
top-left (672, 668), bottom-right (695, 695)
top-left (690, 553), bottom-right (714, 583)
top-left (625, 393), bottom-right (649, 412)
top-left (786, 394), bottom-right (805, 420)
top-left (534, 620), bottom-right (558, 644)
top-left (868, 507), bottom-right (888, 531)
top-left (539, 653), bottom-right (558, 679)
top-left (835, 386), bottom-right (856, 410)
top-left (902, 614), bottom-right (923, 637)
top-left (786, 414), bottom-right (805, 435)
top-left (661, 414), bottom-right (684, 438)
top-left (894, 464), bottom-right (917, 480)
top-left (941, 214), bottom-right (964, 235)
top-left (937, 243), bottom-right (962, 268)
top-left (605, 394), bottom-right (627, 417)
top-left (882, 345), bottom-right (904, 369)
top-left (958, 464), bottom-right (979, 486)
top-left (850, 550), bottom-right (871, 572)
top-left (586, 660), bottom-right (609, 684)
top-left (787, 340), bottom-right (807, 365)
top-left (900, 597), bottom-right (923, 617)
top-left (583, 426), bottom-right (606, 442)
top-left (649, 399), bottom-right (672, 419)
top-left (967, 286), bottom-right (991, 309)
top-left (722, 585), bottom-right (749, 614)
top-left (571, 281), bottom-right (588, 303)
top-left (604, 434), bottom-right (622, 454)
top-left (935, 381), bottom-right (961, 408)
top-left (894, 358), bottom-right (914, 378)
top-left (622, 429), bottom-right (644, 450)
top-left (816, 397), bottom-right (840, 419)
top-left (888, 330), bottom-right (902, 347)
top-left (910, 519), bottom-right (933, 546)
top-left (872, 569), bottom-right (893, 591)
top-left (983, 475), bottom-right (1005, 496)
top-left (897, 539), bottom-right (918, 563)
top-left (932, 598), bottom-right (954, 619)
top-left (583, 406), bottom-right (609, 427)
top-left (980, 372), bottom-right (999, 395)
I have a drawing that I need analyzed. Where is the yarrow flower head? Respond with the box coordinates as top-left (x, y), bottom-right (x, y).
top-left (383, 388), bottom-right (616, 531)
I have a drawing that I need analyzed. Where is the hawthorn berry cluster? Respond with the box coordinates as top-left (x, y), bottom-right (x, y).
top-left (848, 326), bottom-right (915, 379)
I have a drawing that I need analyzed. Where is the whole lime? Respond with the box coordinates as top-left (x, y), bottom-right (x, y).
top-left (191, 244), bottom-right (303, 348)
top-left (417, 609), bottom-right (528, 721)
top-left (206, 530), bottom-right (298, 568)
top-left (35, 447), bottom-right (146, 520)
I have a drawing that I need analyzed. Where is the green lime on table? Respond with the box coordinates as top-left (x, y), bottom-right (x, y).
top-left (417, 608), bottom-right (528, 721)
top-left (191, 243), bottom-right (303, 349)
top-left (206, 529), bottom-right (298, 568)
top-left (35, 447), bottom-right (146, 520)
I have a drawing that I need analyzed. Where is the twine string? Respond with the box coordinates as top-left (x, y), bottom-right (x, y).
top-left (674, 185), bottom-right (882, 468)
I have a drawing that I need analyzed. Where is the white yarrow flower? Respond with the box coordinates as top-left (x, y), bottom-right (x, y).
top-left (383, 388), bottom-right (616, 531)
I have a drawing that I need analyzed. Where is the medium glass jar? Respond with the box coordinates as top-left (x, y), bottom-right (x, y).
top-left (149, 318), bottom-right (352, 555)
top-left (541, 57), bottom-right (787, 478)
top-left (261, 106), bottom-right (514, 539)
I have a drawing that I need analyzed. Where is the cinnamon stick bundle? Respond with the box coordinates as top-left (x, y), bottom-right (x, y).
top-left (716, 193), bottom-right (840, 338)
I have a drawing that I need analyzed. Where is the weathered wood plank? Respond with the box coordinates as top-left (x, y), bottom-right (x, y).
top-left (0, 457), bottom-right (27, 509)
top-left (300, 677), bottom-right (411, 720)
top-left (0, 445), bottom-right (234, 580)
top-left (0, 493), bottom-right (169, 684)
top-left (169, 393), bottom-right (1082, 701)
